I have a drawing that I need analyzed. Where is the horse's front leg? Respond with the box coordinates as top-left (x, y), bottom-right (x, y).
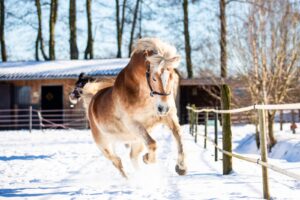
top-left (131, 122), bottom-right (156, 164)
top-left (166, 115), bottom-right (187, 175)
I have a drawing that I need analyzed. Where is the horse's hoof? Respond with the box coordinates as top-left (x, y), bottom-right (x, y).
top-left (175, 164), bottom-right (187, 175)
top-left (143, 153), bottom-right (150, 164)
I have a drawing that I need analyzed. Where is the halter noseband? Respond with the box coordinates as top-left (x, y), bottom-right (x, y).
top-left (146, 63), bottom-right (171, 97)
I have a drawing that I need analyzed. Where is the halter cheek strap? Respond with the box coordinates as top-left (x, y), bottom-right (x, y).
top-left (146, 63), bottom-right (171, 97)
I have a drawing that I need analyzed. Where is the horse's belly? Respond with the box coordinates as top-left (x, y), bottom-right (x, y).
top-left (99, 123), bottom-right (140, 143)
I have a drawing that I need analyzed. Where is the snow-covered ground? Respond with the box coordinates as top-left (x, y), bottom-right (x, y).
top-left (0, 124), bottom-right (299, 199)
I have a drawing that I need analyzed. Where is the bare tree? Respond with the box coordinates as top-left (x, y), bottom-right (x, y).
top-left (0, 0), bottom-right (7, 61)
top-left (49, 0), bottom-right (58, 60)
top-left (35, 0), bottom-right (49, 61)
top-left (84, 0), bottom-right (93, 59)
top-left (69, 0), bottom-right (78, 59)
top-left (115, 0), bottom-right (127, 58)
top-left (182, 0), bottom-right (193, 78)
top-left (128, 0), bottom-right (141, 57)
top-left (234, 0), bottom-right (300, 148)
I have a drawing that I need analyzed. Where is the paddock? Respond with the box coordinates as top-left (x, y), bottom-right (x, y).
top-left (0, 124), bottom-right (299, 199)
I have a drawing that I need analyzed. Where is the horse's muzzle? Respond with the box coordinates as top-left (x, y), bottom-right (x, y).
top-left (157, 105), bottom-right (170, 116)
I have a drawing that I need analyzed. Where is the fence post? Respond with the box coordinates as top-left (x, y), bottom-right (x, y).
top-left (188, 104), bottom-right (192, 135)
top-left (258, 108), bottom-right (270, 199)
top-left (29, 106), bottom-right (32, 133)
top-left (214, 109), bottom-right (218, 161)
top-left (191, 105), bottom-right (196, 136)
top-left (204, 112), bottom-right (208, 149)
top-left (195, 112), bottom-right (198, 143)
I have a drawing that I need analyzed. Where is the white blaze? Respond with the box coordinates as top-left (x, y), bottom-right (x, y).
top-left (161, 69), bottom-right (170, 92)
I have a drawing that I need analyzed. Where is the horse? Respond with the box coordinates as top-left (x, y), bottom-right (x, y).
top-left (69, 38), bottom-right (186, 178)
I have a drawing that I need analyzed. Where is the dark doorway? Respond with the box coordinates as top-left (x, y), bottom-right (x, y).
top-left (0, 84), bottom-right (14, 130)
top-left (179, 85), bottom-right (220, 124)
top-left (0, 84), bottom-right (13, 109)
top-left (41, 86), bottom-right (63, 126)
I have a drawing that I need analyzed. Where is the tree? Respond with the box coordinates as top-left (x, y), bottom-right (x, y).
top-left (49, 0), bottom-right (58, 60)
top-left (84, 0), bottom-right (93, 59)
top-left (115, 0), bottom-right (127, 58)
top-left (233, 0), bottom-right (300, 149)
top-left (128, 0), bottom-right (141, 57)
top-left (182, 0), bottom-right (193, 78)
top-left (0, 0), bottom-right (7, 62)
top-left (35, 0), bottom-right (49, 61)
top-left (220, 0), bottom-right (232, 175)
top-left (69, 0), bottom-right (78, 59)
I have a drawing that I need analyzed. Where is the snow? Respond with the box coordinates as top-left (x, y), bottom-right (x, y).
top-left (0, 59), bottom-right (129, 80)
top-left (0, 124), bottom-right (299, 199)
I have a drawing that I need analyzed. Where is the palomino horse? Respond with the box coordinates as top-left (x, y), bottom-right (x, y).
top-left (70, 38), bottom-right (186, 178)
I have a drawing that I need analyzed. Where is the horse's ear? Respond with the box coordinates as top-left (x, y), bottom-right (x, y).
top-left (170, 55), bottom-right (181, 63)
top-left (143, 50), bottom-right (149, 57)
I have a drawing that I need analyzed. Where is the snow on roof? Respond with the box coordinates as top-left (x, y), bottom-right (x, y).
top-left (0, 59), bottom-right (130, 80)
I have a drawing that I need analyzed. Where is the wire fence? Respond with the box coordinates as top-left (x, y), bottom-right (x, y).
top-left (187, 103), bottom-right (300, 199)
top-left (0, 107), bottom-right (88, 131)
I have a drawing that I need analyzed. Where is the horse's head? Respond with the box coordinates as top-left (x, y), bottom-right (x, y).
top-left (69, 73), bottom-right (95, 104)
top-left (145, 51), bottom-right (180, 116)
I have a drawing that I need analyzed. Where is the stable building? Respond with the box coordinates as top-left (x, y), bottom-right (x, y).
top-left (0, 59), bottom-right (221, 129)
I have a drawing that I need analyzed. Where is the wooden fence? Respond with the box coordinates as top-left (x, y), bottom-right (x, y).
top-left (0, 107), bottom-right (88, 131)
top-left (187, 103), bottom-right (300, 200)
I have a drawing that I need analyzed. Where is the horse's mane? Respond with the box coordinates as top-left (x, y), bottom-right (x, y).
top-left (131, 38), bottom-right (181, 69)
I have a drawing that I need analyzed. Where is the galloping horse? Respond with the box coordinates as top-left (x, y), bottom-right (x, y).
top-left (70, 38), bottom-right (186, 178)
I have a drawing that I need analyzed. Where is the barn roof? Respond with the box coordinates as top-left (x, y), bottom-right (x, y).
top-left (0, 59), bottom-right (129, 80)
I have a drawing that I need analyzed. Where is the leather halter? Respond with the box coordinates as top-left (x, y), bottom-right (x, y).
top-left (146, 63), bottom-right (171, 97)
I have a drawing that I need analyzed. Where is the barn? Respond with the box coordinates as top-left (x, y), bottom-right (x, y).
top-left (0, 59), bottom-right (220, 129)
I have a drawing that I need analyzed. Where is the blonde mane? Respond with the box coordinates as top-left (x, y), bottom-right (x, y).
top-left (131, 38), bottom-right (181, 70)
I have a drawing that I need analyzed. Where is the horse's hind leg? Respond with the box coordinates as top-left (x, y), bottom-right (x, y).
top-left (130, 142), bottom-right (144, 169)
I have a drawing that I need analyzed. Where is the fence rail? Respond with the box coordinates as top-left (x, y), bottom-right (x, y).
top-left (0, 107), bottom-right (88, 130)
top-left (187, 103), bottom-right (300, 199)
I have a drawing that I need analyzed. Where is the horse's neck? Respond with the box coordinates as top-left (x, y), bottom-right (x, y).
top-left (114, 52), bottom-right (148, 98)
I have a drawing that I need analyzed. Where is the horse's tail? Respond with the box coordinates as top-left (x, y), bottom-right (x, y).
top-left (81, 78), bottom-right (115, 112)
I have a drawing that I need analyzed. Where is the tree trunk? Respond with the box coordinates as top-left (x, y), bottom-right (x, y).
top-left (182, 0), bottom-right (193, 78)
top-left (138, 0), bottom-right (142, 38)
top-left (221, 85), bottom-right (233, 174)
top-left (0, 0), bottom-right (7, 62)
top-left (279, 110), bottom-right (283, 131)
top-left (267, 111), bottom-right (277, 149)
top-left (84, 0), bottom-right (93, 59)
top-left (49, 0), bottom-right (58, 60)
top-left (220, 0), bottom-right (232, 175)
top-left (115, 0), bottom-right (127, 58)
top-left (35, 0), bottom-right (48, 61)
top-left (128, 0), bottom-right (140, 57)
top-left (69, 0), bottom-right (78, 59)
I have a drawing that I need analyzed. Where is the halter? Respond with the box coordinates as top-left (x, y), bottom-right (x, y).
top-left (146, 63), bottom-right (171, 97)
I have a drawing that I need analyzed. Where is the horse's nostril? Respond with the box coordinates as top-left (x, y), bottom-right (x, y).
top-left (158, 105), bottom-right (163, 113)
top-left (166, 106), bottom-right (170, 112)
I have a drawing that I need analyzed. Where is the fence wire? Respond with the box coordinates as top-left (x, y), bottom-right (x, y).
top-left (187, 103), bottom-right (300, 182)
